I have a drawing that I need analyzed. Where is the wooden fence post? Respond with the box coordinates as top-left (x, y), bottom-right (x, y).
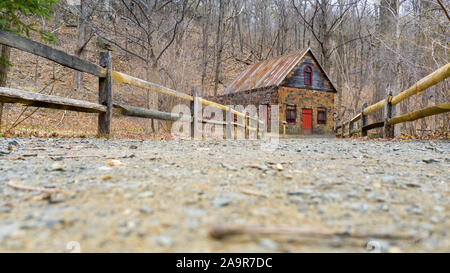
top-left (384, 92), bottom-right (394, 138)
top-left (260, 119), bottom-right (266, 139)
top-left (226, 108), bottom-right (233, 140)
top-left (259, 105), bottom-right (267, 139)
top-left (349, 121), bottom-right (354, 136)
top-left (245, 113), bottom-right (250, 139)
top-left (361, 103), bottom-right (368, 137)
top-left (257, 119), bottom-right (261, 140)
top-left (190, 87), bottom-right (200, 140)
top-left (98, 51), bottom-right (112, 137)
top-left (341, 123), bottom-right (345, 138)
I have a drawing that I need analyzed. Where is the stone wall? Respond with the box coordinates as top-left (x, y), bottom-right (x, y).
top-left (278, 87), bottom-right (335, 135)
top-left (211, 86), bottom-right (335, 135)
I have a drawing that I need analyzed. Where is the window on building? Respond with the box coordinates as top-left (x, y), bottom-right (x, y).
top-left (286, 105), bottom-right (297, 124)
top-left (304, 65), bottom-right (313, 86)
top-left (317, 108), bottom-right (327, 125)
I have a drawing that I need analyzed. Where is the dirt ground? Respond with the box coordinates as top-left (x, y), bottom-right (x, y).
top-left (0, 137), bottom-right (448, 253)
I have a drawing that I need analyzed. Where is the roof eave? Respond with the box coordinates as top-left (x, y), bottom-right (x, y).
top-left (218, 85), bottom-right (279, 97)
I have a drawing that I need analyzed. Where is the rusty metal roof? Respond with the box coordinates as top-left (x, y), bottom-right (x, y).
top-left (224, 48), bottom-right (310, 95)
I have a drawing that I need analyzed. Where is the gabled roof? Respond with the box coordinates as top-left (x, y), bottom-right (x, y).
top-left (224, 47), bottom-right (337, 95)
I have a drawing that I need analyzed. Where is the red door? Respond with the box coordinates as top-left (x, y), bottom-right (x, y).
top-left (302, 109), bottom-right (313, 134)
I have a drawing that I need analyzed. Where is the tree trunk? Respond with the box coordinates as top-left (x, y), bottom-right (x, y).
top-left (302, 3), bottom-right (307, 49)
top-left (146, 60), bottom-right (159, 134)
top-left (374, 0), bottom-right (397, 135)
top-left (0, 44), bottom-right (11, 130)
top-left (418, 0), bottom-right (432, 136)
top-left (73, 0), bottom-right (88, 91)
top-left (236, 11), bottom-right (244, 60)
top-left (336, 0), bottom-right (345, 123)
top-left (260, 5), bottom-right (266, 59)
top-left (201, 0), bottom-right (211, 96)
top-left (318, 0), bottom-right (331, 71)
top-left (213, 0), bottom-right (227, 97)
top-left (393, 0), bottom-right (401, 136)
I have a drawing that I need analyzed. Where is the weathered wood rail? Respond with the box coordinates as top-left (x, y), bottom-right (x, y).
top-left (336, 63), bottom-right (450, 138)
top-left (0, 87), bottom-right (106, 113)
top-left (0, 30), bottom-right (264, 139)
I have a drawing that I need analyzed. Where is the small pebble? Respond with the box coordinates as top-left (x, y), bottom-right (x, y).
top-left (212, 198), bottom-right (232, 207)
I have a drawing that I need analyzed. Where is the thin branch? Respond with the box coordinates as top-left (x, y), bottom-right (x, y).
top-left (7, 181), bottom-right (72, 195)
top-left (329, 34), bottom-right (372, 56)
top-left (5, 72), bottom-right (69, 133)
top-left (209, 225), bottom-right (416, 240)
top-left (155, 0), bottom-right (191, 64)
top-left (67, 4), bottom-right (148, 62)
top-left (436, 0), bottom-right (450, 21)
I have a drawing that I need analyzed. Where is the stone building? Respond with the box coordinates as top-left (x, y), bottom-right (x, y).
top-left (214, 48), bottom-right (338, 135)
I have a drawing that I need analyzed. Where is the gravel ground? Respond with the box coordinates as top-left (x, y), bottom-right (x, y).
top-left (0, 137), bottom-right (448, 253)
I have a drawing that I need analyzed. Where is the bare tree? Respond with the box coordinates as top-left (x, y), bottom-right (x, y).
top-left (67, 0), bottom-right (193, 133)
top-left (292, 0), bottom-right (356, 71)
top-left (201, 0), bottom-right (213, 96)
top-left (3, 0), bottom-right (449, 136)
top-left (213, 0), bottom-right (229, 96)
top-left (73, 0), bottom-right (93, 91)
top-left (0, 44), bottom-right (11, 129)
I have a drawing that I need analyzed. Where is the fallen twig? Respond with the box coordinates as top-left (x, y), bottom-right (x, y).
top-left (7, 181), bottom-right (72, 195)
top-left (6, 156), bottom-right (25, 161)
top-left (27, 147), bottom-right (47, 151)
top-left (49, 155), bottom-right (105, 159)
top-left (57, 110), bottom-right (67, 127)
top-left (0, 202), bottom-right (13, 208)
top-left (209, 225), bottom-right (415, 241)
top-left (240, 189), bottom-right (268, 198)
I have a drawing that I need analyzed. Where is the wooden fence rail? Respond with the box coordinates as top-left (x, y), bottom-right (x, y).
top-left (0, 87), bottom-right (106, 113)
top-left (0, 30), bottom-right (106, 77)
top-left (388, 103), bottom-right (450, 126)
top-left (0, 30), bottom-right (264, 139)
top-left (336, 63), bottom-right (450, 138)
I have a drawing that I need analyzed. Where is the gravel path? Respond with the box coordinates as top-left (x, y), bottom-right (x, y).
top-left (0, 137), bottom-right (448, 252)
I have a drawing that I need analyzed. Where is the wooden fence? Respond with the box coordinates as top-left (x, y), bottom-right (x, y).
top-left (0, 30), bottom-right (264, 139)
top-left (335, 63), bottom-right (450, 138)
